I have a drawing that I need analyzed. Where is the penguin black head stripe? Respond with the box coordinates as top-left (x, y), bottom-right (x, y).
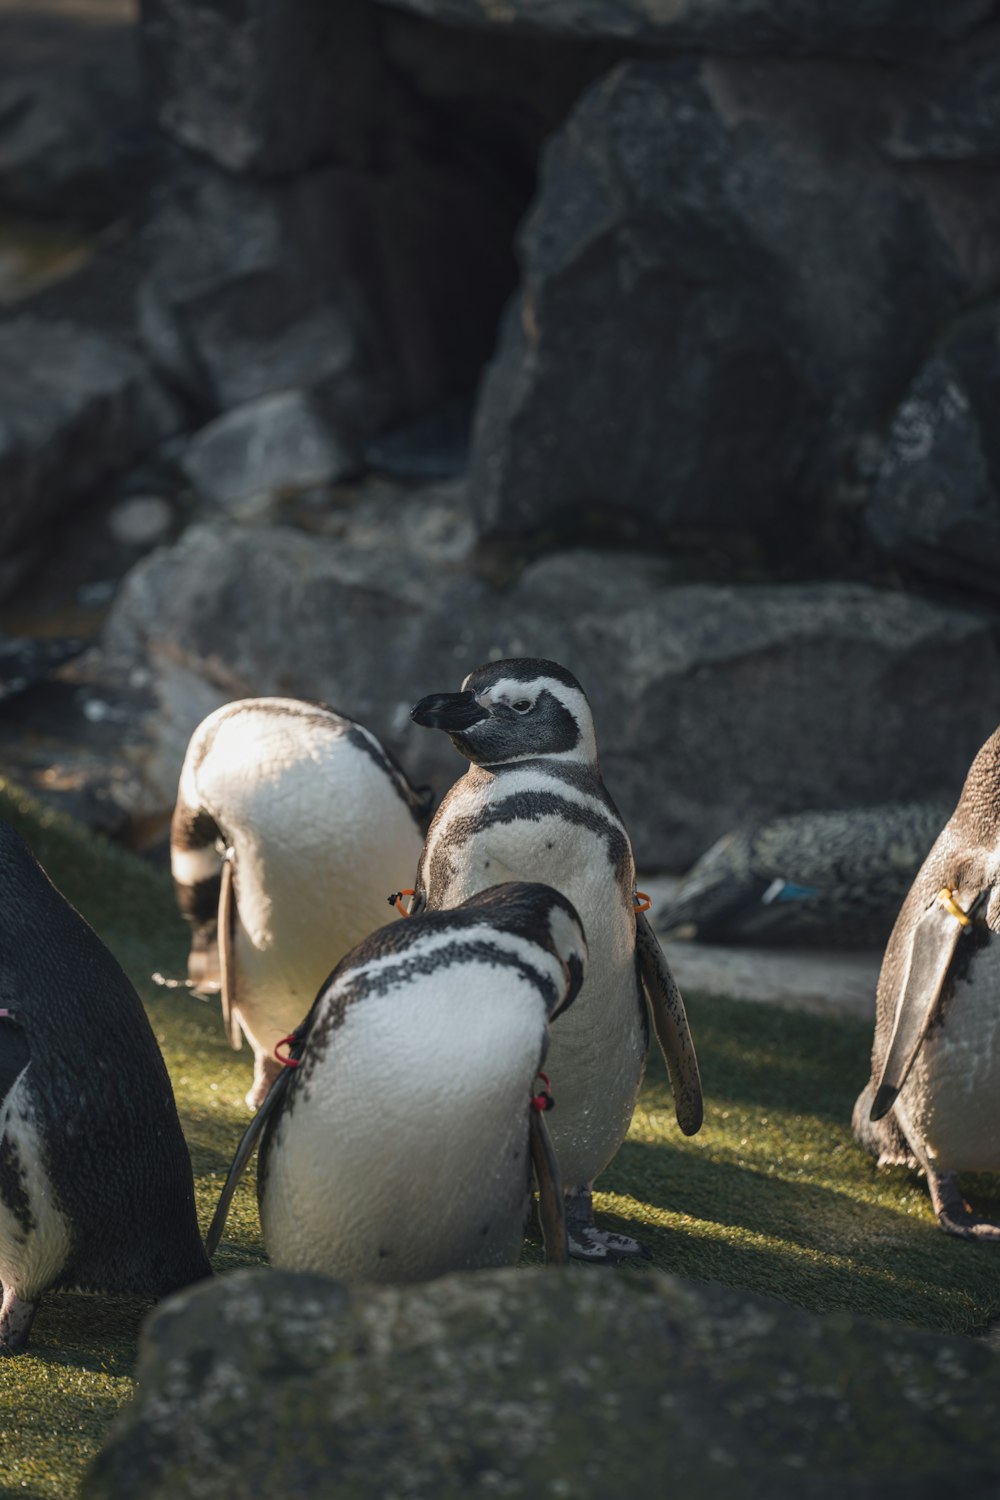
top-left (411, 658), bottom-right (597, 768)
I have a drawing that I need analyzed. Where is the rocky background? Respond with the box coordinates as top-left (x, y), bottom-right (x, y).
top-left (2, 0), bottom-right (1000, 870)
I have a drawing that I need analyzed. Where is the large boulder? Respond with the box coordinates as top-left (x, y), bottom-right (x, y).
top-left (0, 318), bottom-right (180, 599)
top-left (99, 509), bottom-right (1000, 866)
top-left (369, 0), bottom-right (992, 57)
top-left (865, 303), bottom-right (1000, 598)
top-left (467, 56), bottom-right (1000, 556)
top-left (85, 1266), bottom-right (1000, 1500)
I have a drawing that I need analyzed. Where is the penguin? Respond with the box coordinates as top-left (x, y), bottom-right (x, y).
top-left (171, 697), bottom-right (431, 1108)
top-left (853, 727), bottom-right (1000, 1239)
top-left (661, 801), bottom-right (950, 949)
top-left (205, 882), bottom-right (588, 1280)
top-left (0, 820), bottom-right (209, 1354)
top-left (409, 657), bottom-right (702, 1262)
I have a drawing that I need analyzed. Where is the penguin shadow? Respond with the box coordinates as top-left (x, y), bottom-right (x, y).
top-left (596, 1136), bottom-right (1000, 1327)
top-left (668, 993), bottom-right (873, 1127)
top-left (15, 1291), bottom-right (152, 1376)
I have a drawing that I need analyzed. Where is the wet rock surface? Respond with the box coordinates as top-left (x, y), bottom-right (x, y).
top-left (84, 1266), bottom-right (1000, 1500)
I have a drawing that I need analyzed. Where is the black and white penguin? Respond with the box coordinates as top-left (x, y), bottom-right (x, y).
top-left (853, 727), bottom-right (1000, 1238)
top-left (661, 801), bottom-right (949, 949)
top-left (206, 882), bottom-right (587, 1279)
top-left (409, 657), bottom-right (702, 1262)
top-left (0, 820), bottom-right (208, 1354)
top-left (171, 697), bottom-right (431, 1107)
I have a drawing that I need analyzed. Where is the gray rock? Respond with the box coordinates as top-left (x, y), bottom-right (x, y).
top-left (138, 151), bottom-right (514, 430)
top-left (99, 516), bottom-right (1000, 867)
top-left (369, 0), bottom-right (992, 56)
top-left (0, 317), bottom-right (181, 582)
top-left (865, 304), bottom-right (1000, 597)
top-left (140, 0), bottom-right (390, 176)
top-left (107, 496), bottom-right (175, 549)
top-left (883, 26), bottom-right (1000, 161)
top-left (0, 66), bottom-right (149, 226)
top-left (85, 1266), bottom-right (1000, 1500)
top-left (468, 56), bottom-right (1000, 554)
top-left (179, 391), bottom-right (360, 513)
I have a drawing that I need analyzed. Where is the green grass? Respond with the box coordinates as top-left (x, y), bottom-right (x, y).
top-left (1, 778), bottom-right (999, 1497)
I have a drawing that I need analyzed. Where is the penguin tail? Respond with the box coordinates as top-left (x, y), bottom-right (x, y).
top-left (851, 1083), bottom-right (917, 1169)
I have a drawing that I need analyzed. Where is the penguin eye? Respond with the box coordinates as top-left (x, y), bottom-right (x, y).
top-left (511, 699), bottom-right (532, 713)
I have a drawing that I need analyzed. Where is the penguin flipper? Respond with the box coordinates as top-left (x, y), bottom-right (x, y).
top-left (217, 856), bottom-right (242, 1051)
top-left (635, 912), bottom-right (704, 1136)
top-left (870, 893), bottom-right (983, 1121)
top-left (529, 1107), bottom-right (567, 1266)
top-left (0, 1013), bottom-right (29, 1105)
top-left (204, 1065), bottom-right (293, 1258)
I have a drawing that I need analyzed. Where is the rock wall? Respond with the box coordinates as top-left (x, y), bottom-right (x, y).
top-left (101, 504), bottom-right (1000, 866)
top-left (469, 53), bottom-right (1000, 559)
top-left (3, 0), bottom-right (1000, 866)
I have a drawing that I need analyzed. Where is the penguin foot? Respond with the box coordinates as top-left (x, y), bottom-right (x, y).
top-left (928, 1171), bottom-right (1000, 1243)
top-left (567, 1227), bottom-right (652, 1264)
top-left (246, 1053), bottom-right (284, 1111)
top-left (564, 1187), bottom-right (651, 1264)
top-left (0, 1287), bottom-right (37, 1355)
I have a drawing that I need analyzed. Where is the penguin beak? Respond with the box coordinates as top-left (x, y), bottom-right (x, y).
top-left (410, 692), bottom-right (490, 732)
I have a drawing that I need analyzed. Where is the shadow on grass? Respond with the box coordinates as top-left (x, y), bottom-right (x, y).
top-left (23, 1294), bottom-right (152, 1378)
top-left (594, 1135), bottom-right (1000, 1333)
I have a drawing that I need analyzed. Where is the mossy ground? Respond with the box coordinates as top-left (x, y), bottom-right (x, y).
top-left (1, 779), bottom-right (998, 1498)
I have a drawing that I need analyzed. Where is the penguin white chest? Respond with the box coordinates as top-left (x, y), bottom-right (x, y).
top-left (424, 790), bottom-right (644, 1187)
top-left (260, 962), bottom-right (547, 1282)
top-left (0, 1074), bottom-right (71, 1298)
top-left (896, 934), bottom-right (1000, 1171)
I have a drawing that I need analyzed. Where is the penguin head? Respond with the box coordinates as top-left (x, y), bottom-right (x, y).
top-left (410, 658), bottom-right (598, 768)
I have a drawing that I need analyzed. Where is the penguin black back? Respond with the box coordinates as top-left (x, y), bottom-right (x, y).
top-left (0, 820), bottom-right (209, 1298)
